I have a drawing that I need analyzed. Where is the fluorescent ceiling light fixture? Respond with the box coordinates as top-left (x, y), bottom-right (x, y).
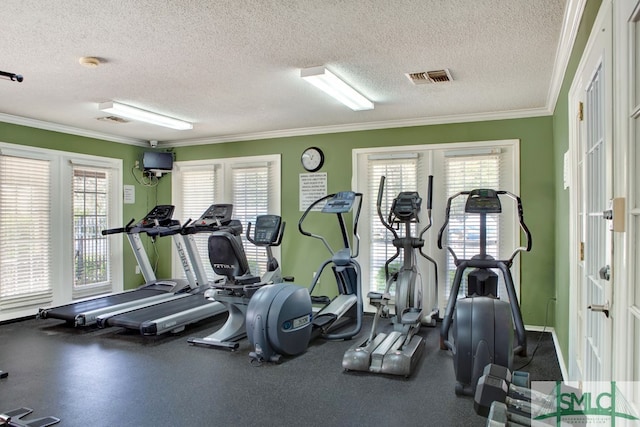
top-left (300, 66), bottom-right (374, 111)
top-left (98, 101), bottom-right (193, 130)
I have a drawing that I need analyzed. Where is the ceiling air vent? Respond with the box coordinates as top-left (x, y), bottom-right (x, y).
top-left (406, 69), bottom-right (453, 85)
top-left (97, 115), bottom-right (129, 124)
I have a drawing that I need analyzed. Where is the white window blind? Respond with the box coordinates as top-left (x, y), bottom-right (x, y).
top-left (72, 167), bottom-right (111, 296)
top-left (179, 166), bottom-right (218, 280)
top-left (0, 155), bottom-right (52, 306)
top-left (367, 156), bottom-right (418, 293)
top-left (443, 153), bottom-right (505, 300)
top-left (232, 165), bottom-right (270, 276)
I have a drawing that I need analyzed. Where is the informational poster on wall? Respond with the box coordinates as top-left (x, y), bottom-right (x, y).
top-left (123, 184), bottom-right (135, 204)
top-left (299, 172), bottom-right (327, 211)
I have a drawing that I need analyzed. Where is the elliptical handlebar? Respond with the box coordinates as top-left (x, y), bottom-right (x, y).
top-left (298, 194), bottom-right (335, 254)
top-left (426, 175), bottom-right (434, 210)
top-left (351, 193), bottom-right (363, 259)
top-left (437, 190), bottom-right (532, 263)
top-left (418, 175), bottom-right (434, 240)
top-left (496, 191), bottom-right (533, 261)
top-left (298, 192), bottom-right (363, 258)
top-left (376, 176), bottom-right (399, 240)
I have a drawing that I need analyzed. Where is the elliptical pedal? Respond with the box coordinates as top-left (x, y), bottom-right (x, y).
top-left (0, 407), bottom-right (60, 427)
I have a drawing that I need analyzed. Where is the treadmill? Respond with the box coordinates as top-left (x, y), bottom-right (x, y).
top-left (94, 204), bottom-right (235, 335)
top-left (38, 205), bottom-right (191, 327)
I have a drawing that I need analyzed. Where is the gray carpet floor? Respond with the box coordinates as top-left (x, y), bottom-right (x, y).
top-left (0, 314), bottom-right (562, 427)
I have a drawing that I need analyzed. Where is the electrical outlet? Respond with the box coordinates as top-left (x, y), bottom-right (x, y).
top-left (135, 160), bottom-right (140, 169)
top-left (313, 271), bottom-right (319, 286)
top-left (135, 266), bottom-right (141, 275)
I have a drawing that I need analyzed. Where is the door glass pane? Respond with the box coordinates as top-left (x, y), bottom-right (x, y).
top-left (73, 168), bottom-right (110, 289)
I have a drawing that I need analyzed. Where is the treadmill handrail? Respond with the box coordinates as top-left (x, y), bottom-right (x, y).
top-left (101, 218), bottom-right (135, 235)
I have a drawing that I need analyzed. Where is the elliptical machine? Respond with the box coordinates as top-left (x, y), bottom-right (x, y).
top-left (342, 176), bottom-right (438, 377)
top-left (187, 214), bottom-right (286, 350)
top-left (438, 189), bottom-right (532, 395)
top-left (246, 191), bottom-right (364, 364)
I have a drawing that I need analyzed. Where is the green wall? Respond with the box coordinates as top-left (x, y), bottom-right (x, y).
top-left (0, 116), bottom-right (557, 326)
top-left (552, 0), bottom-right (602, 360)
top-left (174, 116), bottom-right (556, 326)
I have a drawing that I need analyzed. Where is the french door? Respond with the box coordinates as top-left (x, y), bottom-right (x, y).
top-left (570, 3), bottom-right (613, 382)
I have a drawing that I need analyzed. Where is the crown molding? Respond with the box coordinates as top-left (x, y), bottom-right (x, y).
top-left (546, 0), bottom-right (587, 111)
top-left (1, 106), bottom-right (553, 150)
top-left (164, 107), bottom-right (553, 148)
top-left (0, 112), bottom-right (148, 146)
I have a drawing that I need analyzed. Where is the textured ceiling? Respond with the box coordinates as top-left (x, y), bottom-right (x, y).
top-left (0, 0), bottom-right (573, 147)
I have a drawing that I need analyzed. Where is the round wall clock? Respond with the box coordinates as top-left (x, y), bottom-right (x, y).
top-left (301, 147), bottom-right (324, 172)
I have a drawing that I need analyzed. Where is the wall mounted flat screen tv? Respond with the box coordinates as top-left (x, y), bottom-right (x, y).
top-left (143, 151), bottom-right (173, 173)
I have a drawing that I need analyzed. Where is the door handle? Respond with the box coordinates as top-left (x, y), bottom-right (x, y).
top-left (601, 209), bottom-right (613, 220)
top-left (599, 265), bottom-right (611, 281)
top-left (588, 302), bottom-right (610, 318)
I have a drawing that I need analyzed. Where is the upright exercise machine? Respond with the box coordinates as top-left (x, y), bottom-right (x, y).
top-left (246, 191), bottom-right (364, 364)
top-left (38, 205), bottom-right (191, 327)
top-left (342, 176), bottom-right (438, 377)
top-left (438, 189), bottom-right (532, 395)
top-left (188, 214), bottom-right (286, 349)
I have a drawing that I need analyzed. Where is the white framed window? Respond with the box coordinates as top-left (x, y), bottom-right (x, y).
top-left (353, 140), bottom-right (518, 313)
top-left (0, 143), bottom-right (122, 321)
top-left (172, 155), bottom-right (281, 281)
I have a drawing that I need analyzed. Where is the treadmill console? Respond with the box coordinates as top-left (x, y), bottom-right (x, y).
top-left (137, 205), bottom-right (176, 228)
top-left (252, 215), bottom-right (282, 245)
top-left (465, 189), bottom-right (502, 214)
top-left (195, 204), bottom-right (233, 227)
top-left (182, 204), bottom-right (238, 235)
top-left (322, 191), bottom-right (356, 214)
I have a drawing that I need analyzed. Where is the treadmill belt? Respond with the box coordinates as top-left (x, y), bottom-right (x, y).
top-left (40, 289), bottom-right (168, 322)
top-left (105, 294), bottom-right (221, 333)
